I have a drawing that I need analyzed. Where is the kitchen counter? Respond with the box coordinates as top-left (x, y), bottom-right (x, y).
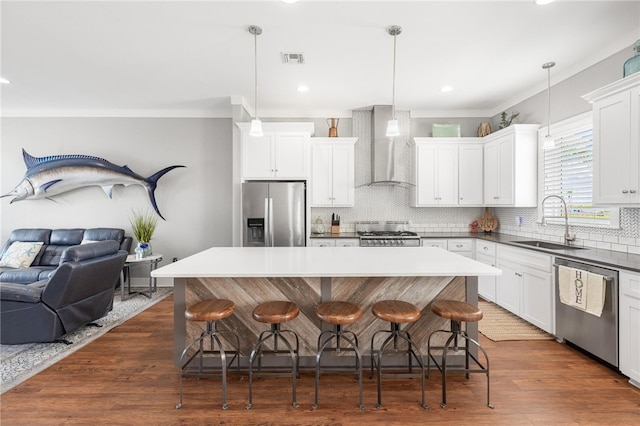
top-left (153, 247), bottom-right (500, 366)
top-left (310, 232), bottom-right (640, 272)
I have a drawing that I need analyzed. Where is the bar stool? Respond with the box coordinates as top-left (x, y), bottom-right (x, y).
top-left (246, 301), bottom-right (300, 409)
top-left (312, 301), bottom-right (364, 411)
top-left (427, 300), bottom-right (492, 409)
top-left (370, 300), bottom-right (427, 409)
top-left (176, 299), bottom-right (241, 410)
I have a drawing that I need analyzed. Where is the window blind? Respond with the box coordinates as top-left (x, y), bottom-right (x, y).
top-left (543, 124), bottom-right (612, 225)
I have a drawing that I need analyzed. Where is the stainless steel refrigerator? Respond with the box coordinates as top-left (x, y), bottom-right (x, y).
top-left (242, 181), bottom-right (306, 247)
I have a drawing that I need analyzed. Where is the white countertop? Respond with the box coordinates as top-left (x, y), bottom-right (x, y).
top-left (151, 247), bottom-right (502, 278)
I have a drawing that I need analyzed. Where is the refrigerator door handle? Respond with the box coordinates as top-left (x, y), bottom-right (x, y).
top-left (268, 198), bottom-right (274, 247)
top-left (264, 197), bottom-right (270, 247)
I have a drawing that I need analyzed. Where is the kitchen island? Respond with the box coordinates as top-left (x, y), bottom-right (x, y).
top-left (152, 246), bottom-right (501, 367)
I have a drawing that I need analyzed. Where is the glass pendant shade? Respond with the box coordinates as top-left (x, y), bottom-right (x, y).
top-left (386, 119), bottom-right (400, 137)
top-left (249, 118), bottom-right (263, 137)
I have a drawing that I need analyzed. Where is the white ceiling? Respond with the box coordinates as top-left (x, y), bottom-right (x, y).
top-left (1, 0), bottom-right (639, 118)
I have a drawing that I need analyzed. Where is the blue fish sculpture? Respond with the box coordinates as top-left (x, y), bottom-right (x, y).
top-left (1, 149), bottom-right (185, 220)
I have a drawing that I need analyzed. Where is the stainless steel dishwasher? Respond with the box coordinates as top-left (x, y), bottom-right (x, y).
top-left (554, 257), bottom-right (619, 368)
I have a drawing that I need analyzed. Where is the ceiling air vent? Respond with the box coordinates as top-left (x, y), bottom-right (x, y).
top-left (281, 52), bottom-right (305, 64)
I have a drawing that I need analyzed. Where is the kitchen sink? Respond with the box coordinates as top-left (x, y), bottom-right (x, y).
top-left (511, 240), bottom-right (585, 250)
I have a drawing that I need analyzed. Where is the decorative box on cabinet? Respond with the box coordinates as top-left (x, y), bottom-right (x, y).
top-left (483, 124), bottom-right (539, 207)
top-left (310, 137), bottom-right (357, 207)
top-left (237, 122), bottom-right (314, 180)
top-left (410, 137), bottom-right (484, 207)
top-left (583, 73), bottom-right (640, 205)
top-left (619, 270), bottom-right (640, 388)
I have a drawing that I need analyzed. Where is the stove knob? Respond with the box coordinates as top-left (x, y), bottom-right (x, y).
top-left (383, 240), bottom-right (388, 246)
top-left (398, 240), bottom-right (404, 246)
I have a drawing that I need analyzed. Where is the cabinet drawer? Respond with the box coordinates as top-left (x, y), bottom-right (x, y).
top-left (448, 239), bottom-right (474, 252)
top-left (422, 239), bottom-right (447, 249)
top-left (497, 245), bottom-right (551, 273)
top-left (336, 239), bottom-right (359, 247)
top-left (475, 240), bottom-right (496, 256)
top-left (310, 239), bottom-right (336, 247)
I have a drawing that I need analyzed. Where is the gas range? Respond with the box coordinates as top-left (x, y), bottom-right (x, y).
top-left (356, 221), bottom-right (421, 247)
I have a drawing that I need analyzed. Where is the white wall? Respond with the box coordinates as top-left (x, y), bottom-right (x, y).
top-left (0, 117), bottom-right (233, 270)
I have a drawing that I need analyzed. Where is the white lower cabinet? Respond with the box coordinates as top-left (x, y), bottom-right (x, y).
top-left (496, 245), bottom-right (554, 333)
top-left (310, 238), bottom-right (358, 247)
top-left (421, 239), bottom-right (447, 249)
top-left (475, 241), bottom-right (496, 302)
top-left (619, 270), bottom-right (640, 387)
top-left (447, 239), bottom-right (474, 258)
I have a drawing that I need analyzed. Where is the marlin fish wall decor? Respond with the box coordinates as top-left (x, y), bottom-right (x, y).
top-left (1, 149), bottom-right (185, 220)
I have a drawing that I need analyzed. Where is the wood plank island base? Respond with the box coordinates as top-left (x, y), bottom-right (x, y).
top-left (151, 247), bottom-right (501, 368)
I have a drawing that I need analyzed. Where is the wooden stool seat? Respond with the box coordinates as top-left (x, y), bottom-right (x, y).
top-left (431, 300), bottom-right (483, 323)
top-left (316, 301), bottom-right (363, 325)
top-left (372, 300), bottom-right (421, 324)
top-left (252, 301), bottom-right (299, 324)
top-left (185, 299), bottom-right (235, 322)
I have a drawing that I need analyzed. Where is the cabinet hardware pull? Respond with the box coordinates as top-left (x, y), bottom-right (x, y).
top-left (631, 190), bottom-right (637, 194)
top-left (622, 190), bottom-right (629, 194)
top-left (483, 247), bottom-right (488, 250)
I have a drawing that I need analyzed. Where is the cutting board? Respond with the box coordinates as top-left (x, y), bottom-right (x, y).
top-left (479, 208), bottom-right (498, 232)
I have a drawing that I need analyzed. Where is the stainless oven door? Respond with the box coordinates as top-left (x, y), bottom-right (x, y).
top-left (554, 258), bottom-right (618, 368)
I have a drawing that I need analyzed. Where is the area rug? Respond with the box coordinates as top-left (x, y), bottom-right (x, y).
top-left (0, 287), bottom-right (173, 393)
top-left (478, 299), bottom-right (555, 342)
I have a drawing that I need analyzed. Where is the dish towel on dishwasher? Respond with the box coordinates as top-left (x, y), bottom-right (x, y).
top-left (558, 265), bottom-right (607, 317)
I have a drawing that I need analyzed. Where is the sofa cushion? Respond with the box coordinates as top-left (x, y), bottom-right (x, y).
top-left (0, 229), bottom-right (50, 264)
top-left (0, 242), bottom-right (44, 268)
top-left (39, 245), bottom-right (73, 267)
top-left (50, 229), bottom-right (84, 246)
top-left (0, 266), bottom-right (55, 284)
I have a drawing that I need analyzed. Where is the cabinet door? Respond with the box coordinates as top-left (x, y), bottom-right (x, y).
top-left (593, 90), bottom-right (639, 204)
top-left (311, 144), bottom-right (333, 205)
top-left (275, 133), bottom-right (308, 178)
top-left (437, 145), bottom-right (459, 204)
top-left (619, 270), bottom-right (640, 385)
top-left (483, 140), bottom-right (499, 204)
top-left (496, 260), bottom-right (522, 315)
top-left (521, 268), bottom-right (554, 333)
top-left (497, 135), bottom-right (515, 204)
top-left (459, 144), bottom-right (483, 205)
top-left (476, 252), bottom-right (496, 302)
top-left (243, 133), bottom-right (275, 178)
top-left (416, 145), bottom-right (438, 205)
top-left (330, 144), bottom-right (355, 206)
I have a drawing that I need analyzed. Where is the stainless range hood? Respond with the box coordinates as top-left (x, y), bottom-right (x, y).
top-left (369, 105), bottom-right (411, 186)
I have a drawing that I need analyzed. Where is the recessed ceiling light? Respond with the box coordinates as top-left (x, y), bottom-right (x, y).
top-left (441, 86), bottom-right (453, 93)
top-left (282, 0), bottom-right (299, 4)
top-left (297, 85), bottom-right (309, 93)
top-left (535, 0), bottom-right (555, 5)
top-left (0, 77), bottom-right (10, 84)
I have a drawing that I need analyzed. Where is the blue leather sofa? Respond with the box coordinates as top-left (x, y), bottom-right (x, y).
top-left (0, 240), bottom-right (128, 344)
top-left (0, 228), bottom-right (132, 284)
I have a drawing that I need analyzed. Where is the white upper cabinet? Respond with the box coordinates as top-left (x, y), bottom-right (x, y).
top-left (483, 124), bottom-right (539, 207)
top-left (411, 137), bottom-right (483, 207)
top-left (458, 143), bottom-right (484, 205)
top-left (310, 137), bottom-right (357, 207)
top-left (237, 122), bottom-right (314, 180)
top-left (583, 73), bottom-right (640, 205)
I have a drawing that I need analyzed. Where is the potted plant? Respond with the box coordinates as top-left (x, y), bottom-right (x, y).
top-left (129, 209), bottom-right (157, 258)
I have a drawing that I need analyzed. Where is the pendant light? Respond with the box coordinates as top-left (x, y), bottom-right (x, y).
top-left (249, 25), bottom-right (263, 137)
top-left (386, 25), bottom-right (402, 137)
top-left (542, 61), bottom-right (556, 150)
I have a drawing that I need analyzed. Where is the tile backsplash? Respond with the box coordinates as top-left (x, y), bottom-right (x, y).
top-left (311, 109), bottom-right (640, 255)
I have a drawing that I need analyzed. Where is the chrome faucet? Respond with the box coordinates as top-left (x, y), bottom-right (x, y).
top-left (541, 195), bottom-right (576, 245)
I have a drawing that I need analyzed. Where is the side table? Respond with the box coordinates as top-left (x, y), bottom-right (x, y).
top-left (122, 254), bottom-right (163, 300)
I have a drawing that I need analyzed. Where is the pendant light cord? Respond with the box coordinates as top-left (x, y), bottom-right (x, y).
top-left (546, 65), bottom-right (551, 138)
top-left (391, 31), bottom-right (397, 119)
top-left (254, 30), bottom-right (259, 120)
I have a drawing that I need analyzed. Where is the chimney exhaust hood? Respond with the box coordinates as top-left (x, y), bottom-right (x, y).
top-left (369, 105), bottom-right (412, 187)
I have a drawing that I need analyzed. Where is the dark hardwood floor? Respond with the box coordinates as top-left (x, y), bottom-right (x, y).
top-left (1, 295), bottom-right (639, 425)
